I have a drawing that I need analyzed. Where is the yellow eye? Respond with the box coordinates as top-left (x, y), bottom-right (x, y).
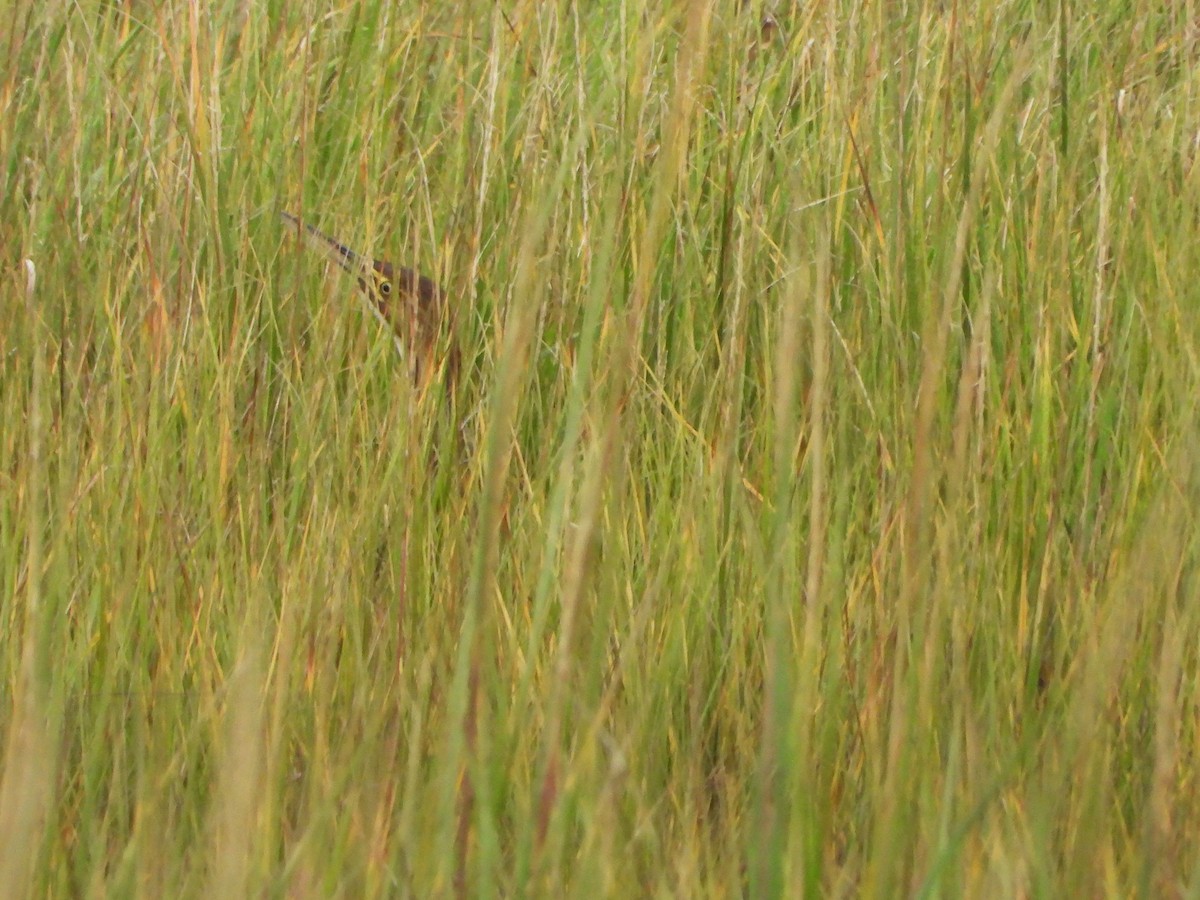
top-left (379, 279), bottom-right (392, 296)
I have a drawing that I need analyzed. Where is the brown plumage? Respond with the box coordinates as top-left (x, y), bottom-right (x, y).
top-left (281, 211), bottom-right (457, 384)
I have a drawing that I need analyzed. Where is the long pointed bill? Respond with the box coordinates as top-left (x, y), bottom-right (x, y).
top-left (280, 210), bottom-right (406, 359)
top-left (280, 210), bottom-right (373, 283)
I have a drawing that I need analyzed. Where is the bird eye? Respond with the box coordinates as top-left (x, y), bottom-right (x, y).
top-left (379, 280), bottom-right (392, 296)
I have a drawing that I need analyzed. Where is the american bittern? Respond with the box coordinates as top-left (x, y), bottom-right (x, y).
top-left (281, 210), bottom-right (457, 383)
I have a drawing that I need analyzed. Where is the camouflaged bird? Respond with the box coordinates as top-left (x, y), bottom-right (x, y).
top-left (281, 210), bottom-right (458, 384)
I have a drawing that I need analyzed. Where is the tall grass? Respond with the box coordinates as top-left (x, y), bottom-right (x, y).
top-left (3, 0), bottom-right (1200, 895)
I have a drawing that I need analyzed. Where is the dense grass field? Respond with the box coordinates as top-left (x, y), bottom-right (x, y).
top-left (3, 1), bottom-right (1200, 895)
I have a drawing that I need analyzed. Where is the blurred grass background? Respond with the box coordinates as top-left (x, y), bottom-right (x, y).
top-left (3, 0), bottom-right (1200, 895)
